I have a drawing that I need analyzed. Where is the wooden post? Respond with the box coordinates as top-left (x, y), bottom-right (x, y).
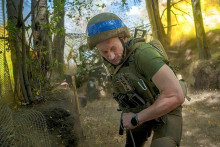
top-left (71, 76), bottom-right (84, 137)
top-left (71, 76), bottom-right (81, 117)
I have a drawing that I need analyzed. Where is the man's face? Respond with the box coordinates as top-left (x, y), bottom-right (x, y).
top-left (96, 37), bottom-right (125, 65)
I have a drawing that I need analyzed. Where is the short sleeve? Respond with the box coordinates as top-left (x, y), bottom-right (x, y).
top-left (135, 44), bottom-right (169, 81)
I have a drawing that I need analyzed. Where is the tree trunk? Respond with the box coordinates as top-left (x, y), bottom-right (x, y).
top-left (53, 0), bottom-right (66, 75)
top-left (145, 0), bottom-right (169, 48)
top-left (32, 0), bottom-right (53, 86)
top-left (167, 0), bottom-right (171, 45)
top-left (22, 21), bottom-right (33, 102)
top-left (7, 0), bottom-right (32, 103)
top-left (191, 0), bottom-right (211, 59)
top-left (6, 0), bottom-right (23, 101)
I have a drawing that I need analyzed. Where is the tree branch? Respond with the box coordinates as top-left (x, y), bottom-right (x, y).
top-left (160, 7), bottom-right (167, 19)
top-left (171, 10), bottom-right (179, 24)
top-left (182, 0), bottom-right (191, 5)
top-left (24, 0), bottom-right (40, 22)
top-left (172, 0), bottom-right (185, 5)
top-left (9, 0), bottom-right (17, 12)
top-left (173, 5), bottom-right (191, 17)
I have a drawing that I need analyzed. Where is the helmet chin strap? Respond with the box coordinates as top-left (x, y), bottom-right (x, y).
top-left (118, 37), bottom-right (127, 65)
top-left (102, 37), bottom-right (127, 67)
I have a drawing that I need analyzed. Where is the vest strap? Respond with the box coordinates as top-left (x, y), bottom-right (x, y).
top-left (113, 42), bottom-right (145, 75)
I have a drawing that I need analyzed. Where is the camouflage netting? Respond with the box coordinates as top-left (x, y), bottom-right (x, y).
top-left (0, 104), bottom-right (51, 147)
top-left (0, 1), bottom-right (51, 147)
top-left (0, 104), bottom-right (14, 146)
top-left (0, 0), bottom-right (14, 103)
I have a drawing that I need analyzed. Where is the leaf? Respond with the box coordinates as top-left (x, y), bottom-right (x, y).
top-left (188, 107), bottom-right (192, 111)
top-left (86, 17), bottom-right (90, 22)
top-left (42, 51), bottom-right (48, 55)
top-left (57, 135), bottom-right (61, 138)
top-left (7, 135), bottom-right (15, 139)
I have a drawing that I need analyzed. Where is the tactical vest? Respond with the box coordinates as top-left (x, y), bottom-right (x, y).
top-left (104, 38), bottom-right (185, 146)
top-left (104, 38), bottom-right (169, 113)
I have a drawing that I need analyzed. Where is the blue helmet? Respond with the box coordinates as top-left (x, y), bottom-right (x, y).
top-left (86, 13), bottom-right (131, 49)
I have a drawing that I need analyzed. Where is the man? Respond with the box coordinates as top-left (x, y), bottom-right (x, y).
top-left (86, 13), bottom-right (185, 147)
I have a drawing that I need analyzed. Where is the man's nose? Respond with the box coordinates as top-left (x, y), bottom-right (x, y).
top-left (107, 52), bottom-right (115, 60)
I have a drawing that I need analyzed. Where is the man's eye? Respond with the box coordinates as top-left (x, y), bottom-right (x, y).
top-left (111, 47), bottom-right (116, 51)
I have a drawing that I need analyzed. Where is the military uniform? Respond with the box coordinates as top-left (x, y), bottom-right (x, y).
top-left (104, 38), bottom-right (182, 147)
top-left (86, 12), bottom-right (183, 147)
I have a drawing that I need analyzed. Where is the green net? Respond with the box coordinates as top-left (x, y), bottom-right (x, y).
top-left (0, 1), bottom-right (52, 147)
top-left (0, 0), bottom-right (14, 103)
top-left (0, 104), bottom-right (51, 147)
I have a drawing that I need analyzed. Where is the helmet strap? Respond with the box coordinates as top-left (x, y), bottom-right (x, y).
top-left (118, 37), bottom-right (127, 64)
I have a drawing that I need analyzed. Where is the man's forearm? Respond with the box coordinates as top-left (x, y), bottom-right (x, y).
top-left (137, 93), bottom-right (183, 125)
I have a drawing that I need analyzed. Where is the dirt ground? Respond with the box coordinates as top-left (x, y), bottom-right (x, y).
top-left (19, 29), bottom-right (218, 147)
top-left (32, 88), bottom-right (83, 147)
top-left (76, 30), bottom-right (220, 147)
top-left (77, 89), bottom-right (220, 147)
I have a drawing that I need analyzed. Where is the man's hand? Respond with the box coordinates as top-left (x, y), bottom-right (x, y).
top-left (122, 112), bottom-right (137, 130)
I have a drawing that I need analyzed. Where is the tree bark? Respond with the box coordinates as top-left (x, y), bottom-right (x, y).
top-left (53, 0), bottom-right (66, 75)
top-left (15, 31), bottom-right (29, 103)
top-left (6, 0), bottom-right (23, 100)
top-left (22, 21), bottom-right (33, 102)
top-left (191, 0), bottom-right (211, 59)
top-left (32, 0), bottom-right (53, 86)
top-left (145, 0), bottom-right (169, 48)
top-left (167, 0), bottom-right (171, 45)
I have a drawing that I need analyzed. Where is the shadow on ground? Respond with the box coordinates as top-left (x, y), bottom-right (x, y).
top-left (181, 90), bottom-right (220, 147)
top-left (78, 90), bottom-right (220, 147)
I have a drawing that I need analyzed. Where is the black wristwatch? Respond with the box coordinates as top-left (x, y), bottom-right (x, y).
top-left (131, 113), bottom-right (139, 126)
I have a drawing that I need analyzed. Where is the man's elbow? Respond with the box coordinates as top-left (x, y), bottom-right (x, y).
top-left (177, 94), bottom-right (185, 105)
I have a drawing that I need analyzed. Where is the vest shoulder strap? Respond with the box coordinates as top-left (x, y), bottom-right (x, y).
top-left (113, 41), bottom-right (145, 75)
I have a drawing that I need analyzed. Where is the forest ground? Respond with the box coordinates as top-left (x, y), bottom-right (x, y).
top-left (76, 89), bottom-right (220, 147)
top-left (28, 30), bottom-right (219, 147)
top-left (76, 29), bottom-right (220, 147)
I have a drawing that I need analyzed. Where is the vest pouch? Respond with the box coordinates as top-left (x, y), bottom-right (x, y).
top-left (113, 93), bottom-right (147, 108)
top-left (111, 71), bottom-right (156, 112)
top-left (111, 73), bottom-right (135, 95)
top-left (153, 106), bottom-right (182, 146)
top-left (127, 92), bottom-right (147, 107)
top-left (113, 93), bottom-right (130, 108)
top-left (123, 72), bottom-right (155, 105)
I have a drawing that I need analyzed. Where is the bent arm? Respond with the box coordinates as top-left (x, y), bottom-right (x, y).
top-left (137, 64), bottom-right (185, 124)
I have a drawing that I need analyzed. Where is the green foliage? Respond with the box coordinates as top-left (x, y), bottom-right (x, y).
top-left (95, 3), bottom-right (106, 8)
top-left (42, 51), bottom-right (48, 55)
top-left (5, 21), bottom-right (17, 39)
top-left (66, 0), bottom-right (94, 25)
top-left (121, 0), bottom-right (128, 6)
top-left (86, 16), bottom-right (90, 22)
top-left (25, 25), bottom-right (32, 31)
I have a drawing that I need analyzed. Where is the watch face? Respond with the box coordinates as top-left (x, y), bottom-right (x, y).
top-left (131, 117), bottom-right (138, 126)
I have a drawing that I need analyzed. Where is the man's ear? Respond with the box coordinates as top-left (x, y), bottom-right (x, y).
top-left (123, 37), bottom-right (127, 42)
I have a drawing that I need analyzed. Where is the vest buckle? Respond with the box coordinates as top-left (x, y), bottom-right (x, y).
top-left (138, 79), bottom-right (147, 90)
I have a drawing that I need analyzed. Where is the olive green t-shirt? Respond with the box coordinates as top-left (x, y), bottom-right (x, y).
top-left (135, 43), bottom-right (169, 81)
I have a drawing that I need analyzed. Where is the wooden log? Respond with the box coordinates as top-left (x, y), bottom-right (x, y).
top-left (71, 76), bottom-right (81, 115)
top-left (71, 76), bottom-right (84, 137)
